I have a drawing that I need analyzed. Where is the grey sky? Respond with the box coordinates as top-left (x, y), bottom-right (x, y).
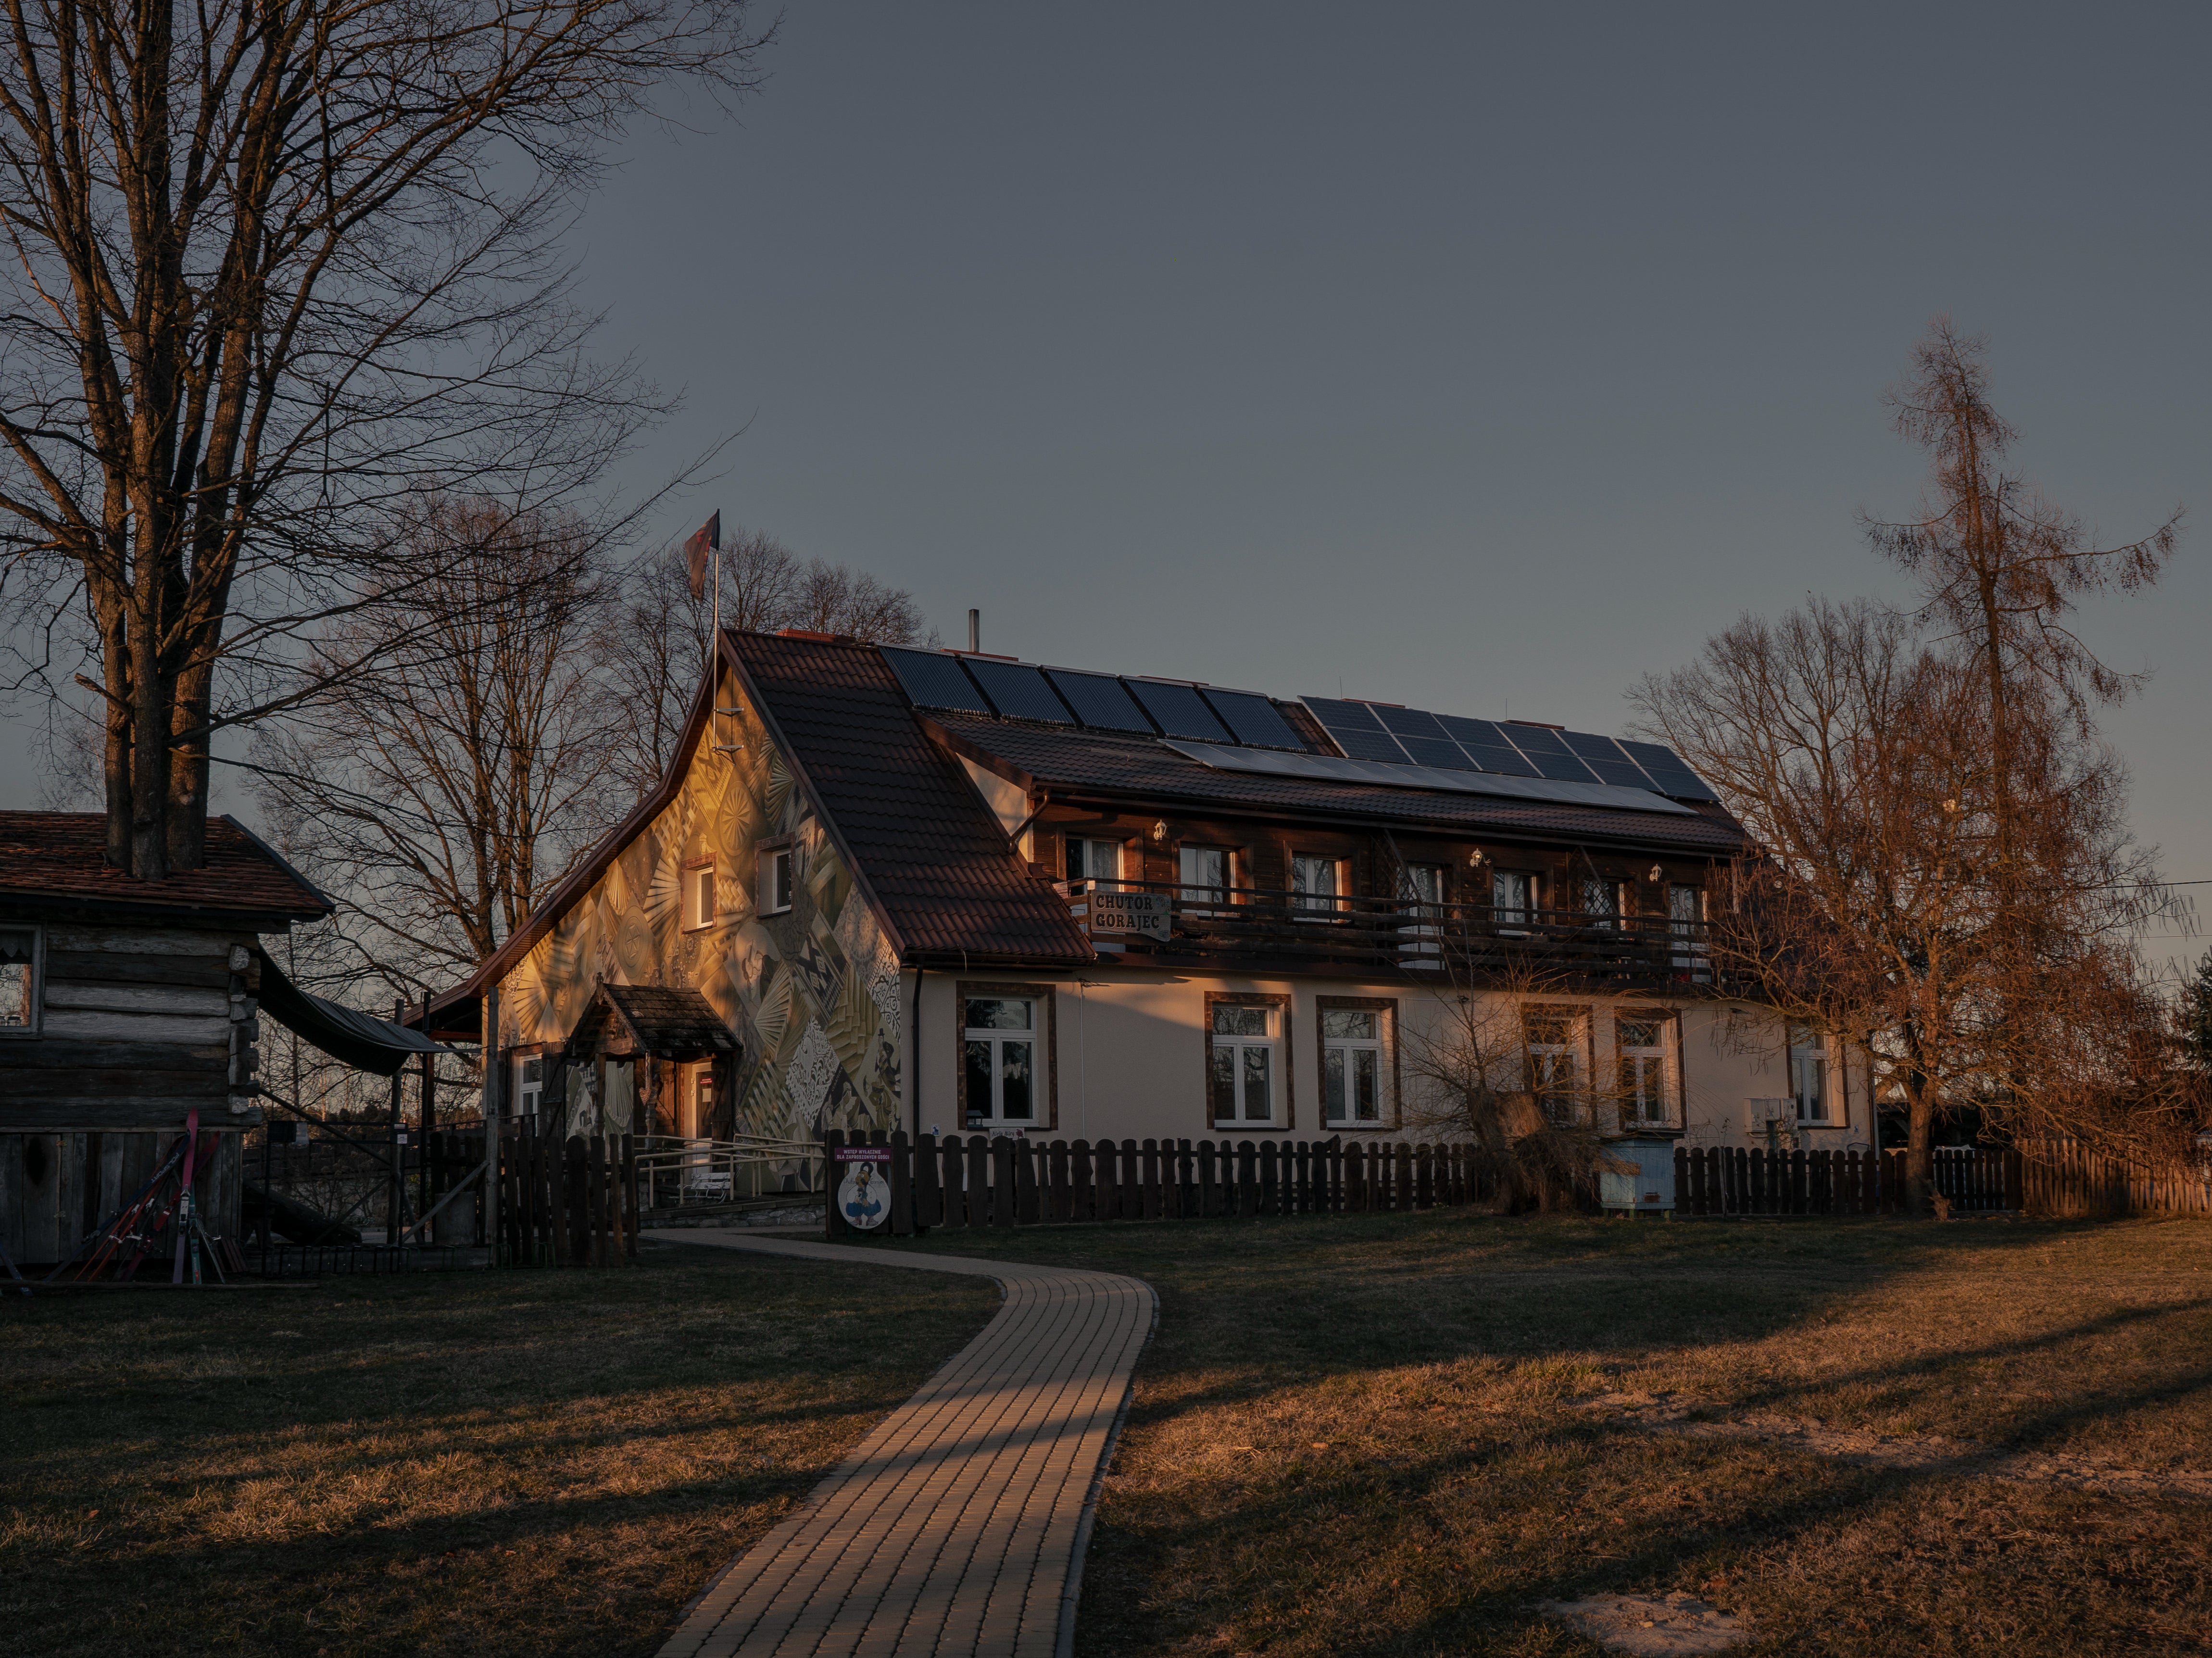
top-left (8, 3), bottom-right (2207, 955)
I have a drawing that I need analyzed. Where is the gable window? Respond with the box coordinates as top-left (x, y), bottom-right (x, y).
top-left (758, 843), bottom-right (795, 916)
top-left (1321, 1006), bottom-right (1387, 1126)
top-left (1525, 1008), bottom-right (1584, 1124)
top-left (1209, 1002), bottom-right (1282, 1126)
top-left (514, 1054), bottom-right (544, 1118)
top-left (1492, 870), bottom-right (1536, 930)
top-left (1617, 1015), bottom-right (1672, 1128)
top-left (0, 924), bottom-right (37, 1033)
top-left (1065, 836), bottom-right (1125, 892)
top-left (1790, 1025), bottom-right (1829, 1123)
top-left (964, 997), bottom-right (1038, 1127)
top-left (683, 862), bottom-right (717, 931)
top-left (1179, 845), bottom-right (1233, 915)
top-left (1291, 853), bottom-right (1346, 919)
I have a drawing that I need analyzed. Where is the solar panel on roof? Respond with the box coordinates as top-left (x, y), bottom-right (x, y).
top-left (1434, 715), bottom-right (1543, 778)
top-left (1161, 740), bottom-right (1699, 816)
top-left (1617, 738), bottom-right (1721, 803)
top-left (1498, 723), bottom-right (1600, 783)
top-left (1124, 679), bottom-right (1232, 742)
top-left (880, 646), bottom-right (993, 713)
top-left (1325, 725), bottom-right (1412, 763)
top-left (1201, 689), bottom-right (1303, 749)
top-left (1299, 697), bottom-right (1387, 731)
top-left (1045, 668), bottom-right (1155, 733)
top-left (1397, 735), bottom-right (1476, 770)
top-left (961, 657), bottom-right (1073, 724)
top-left (1561, 730), bottom-right (1658, 791)
top-left (1373, 705), bottom-right (1451, 741)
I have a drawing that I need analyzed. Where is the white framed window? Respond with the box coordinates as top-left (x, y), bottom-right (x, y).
top-left (1064, 836), bottom-right (1125, 891)
top-left (1616, 1014), bottom-right (1672, 1127)
top-left (1209, 1002), bottom-right (1281, 1126)
top-left (1398, 864), bottom-right (1445, 962)
top-left (1321, 1006), bottom-right (1386, 1125)
top-left (758, 844), bottom-right (794, 916)
top-left (514, 1054), bottom-right (544, 1118)
top-left (683, 862), bottom-right (717, 931)
top-left (1291, 853), bottom-right (1346, 919)
top-left (1790, 1025), bottom-right (1829, 1123)
top-left (1492, 870), bottom-right (1536, 929)
top-left (1525, 1007), bottom-right (1584, 1124)
top-left (1179, 845), bottom-right (1233, 913)
top-left (964, 996), bottom-right (1038, 1127)
top-left (0, 923), bottom-right (39, 1034)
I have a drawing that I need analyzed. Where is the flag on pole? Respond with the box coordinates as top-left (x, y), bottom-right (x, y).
top-left (684, 511), bottom-right (721, 600)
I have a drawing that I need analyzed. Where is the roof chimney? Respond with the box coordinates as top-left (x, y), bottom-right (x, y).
top-left (967, 609), bottom-right (980, 653)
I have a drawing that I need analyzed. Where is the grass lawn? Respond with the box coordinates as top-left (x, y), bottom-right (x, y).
top-left (0, 1247), bottom-right (996, 1658)
top-left (878, 1213), bottom-right (2212, 1657)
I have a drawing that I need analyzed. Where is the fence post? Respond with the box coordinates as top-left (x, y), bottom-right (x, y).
top-left (1016, 1135), bottom-right (1040, 1224)
top-left (1141, 1139), bottom-right (1162, 1220)
top-left (891, 1130), bottom-right (915, 1236)
top-left (822, 1129), bottom-right (844, 1241)
top-left (1259, 1142), bottom-right (1279, 1216)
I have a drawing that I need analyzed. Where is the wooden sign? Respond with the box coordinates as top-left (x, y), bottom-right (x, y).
top-left (1087, 890), bottom-right (1170, 940)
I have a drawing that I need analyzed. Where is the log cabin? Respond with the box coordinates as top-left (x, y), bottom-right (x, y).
top-left (420, 631), bottom-right (1874, 1171)
top-left (0, 812), bottom-right (331, 1267)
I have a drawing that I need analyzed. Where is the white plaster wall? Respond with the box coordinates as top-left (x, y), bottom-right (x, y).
top-left (910, 968), bottom-right (1848, 1148)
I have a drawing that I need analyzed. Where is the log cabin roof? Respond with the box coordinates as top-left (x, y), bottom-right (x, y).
top-left (0, 812), bottom-right (332, 923)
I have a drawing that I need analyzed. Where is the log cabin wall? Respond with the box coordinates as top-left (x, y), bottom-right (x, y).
top-left (0, 920), bottom-right (261, 1266)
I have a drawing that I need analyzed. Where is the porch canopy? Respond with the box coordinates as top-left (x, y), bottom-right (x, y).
top-left (566, 981), bottom-right (737, 1063)
top-left (255, 950), bottom-right (449, 1077)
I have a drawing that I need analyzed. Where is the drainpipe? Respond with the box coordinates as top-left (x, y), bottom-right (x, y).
top-left (911, 965), bottom-right (925, 1140)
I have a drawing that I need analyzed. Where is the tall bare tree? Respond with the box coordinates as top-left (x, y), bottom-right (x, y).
top-left (601, 525), bottom-right (928, 792)
top-left (251, 495), bottom-right (618, 998)
top-left (0, 0), bottom-right (768, 879)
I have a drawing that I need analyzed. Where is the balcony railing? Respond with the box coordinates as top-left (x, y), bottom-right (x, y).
top-left (1059, 878), bottom-right (1714, 988)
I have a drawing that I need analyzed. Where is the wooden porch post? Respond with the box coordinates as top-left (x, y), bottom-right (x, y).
top-left (482, 988), bottom-right (500, 1258)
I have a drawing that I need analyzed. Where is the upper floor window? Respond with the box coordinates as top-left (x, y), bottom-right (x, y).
top-left (758, 844), bottom-right (794, 916)
top-left (1065, 836), bottom-right (1124, 890)
top-left (1617, 1016), bottom-right (1671, 1128)
top-left (1291, 853), bottom-right (1346, 919)
top-left (964, 997), bottom-right (1037, 1127)
top-left (1321, 1007), bottom-right (1385, 1125)
top-left (1582, 877), bottom-right (1621, 930)
top-left (1525, 1008), bottom-right (1583, 1124)
top-left (684, 862), bottom-right (717, 930)
top-left (1179, 845), bottom-right (1234, 912)
top-left (1790, 1025), bottom-right (1829, 1122)
top-left (0, 924), bottom-right (37, 1032)
top-left (1669, 883), bottom-right (1708, 977)
top-left (514, 1054), bottom-right (544, 1118)
top-left (1209, 1002), bottom-right (1280, 1126)
top-left (1399, 864), bottom-right (1445, 905)
top-left (1492, 870), bottom-right (1536, 929)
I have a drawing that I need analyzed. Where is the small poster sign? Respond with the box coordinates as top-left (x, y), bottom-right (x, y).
top-left (1087, 889), bottom-right (1171, 940)
top-left (835, 1146), bottom-right (891, 1231)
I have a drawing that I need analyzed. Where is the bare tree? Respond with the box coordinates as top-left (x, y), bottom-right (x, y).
top-left (601, 524), bottom-right (928, 792)
top-left (251, 495), bottom-right (618, 1001)
top-left (0, 0), bottom-right (769, 879)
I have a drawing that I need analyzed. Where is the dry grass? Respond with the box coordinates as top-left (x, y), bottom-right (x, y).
top-left (0, 1243), bottom-right (996, 1658)
top-left (892, 1212), bottom-right (2212, 1656)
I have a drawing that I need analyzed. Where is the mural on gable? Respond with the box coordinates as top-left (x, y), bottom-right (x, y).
top-left (496, 680), bottom-right (903, 1141)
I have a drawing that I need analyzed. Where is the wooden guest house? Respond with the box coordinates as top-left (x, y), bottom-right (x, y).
top-left (0, 812), bottom-right (441, 1269)
top-left (420, 631), bottom-right (1872, 1176)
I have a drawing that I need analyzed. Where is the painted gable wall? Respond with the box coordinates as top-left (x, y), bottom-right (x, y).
top-left (495, 667), bottom-right (904, 1139)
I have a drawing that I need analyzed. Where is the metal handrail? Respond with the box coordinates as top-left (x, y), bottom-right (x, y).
top-left (634, 1132), bottom-right (827, 1211)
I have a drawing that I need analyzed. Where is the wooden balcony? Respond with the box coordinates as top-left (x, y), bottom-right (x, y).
top-left (1058, 878), bottom-right (1716, 991)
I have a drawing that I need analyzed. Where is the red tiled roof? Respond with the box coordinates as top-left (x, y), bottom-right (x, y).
top-left (730, 633), bottom-right (1095, 965)
top-left (0, 812), bottom-right (332, 921)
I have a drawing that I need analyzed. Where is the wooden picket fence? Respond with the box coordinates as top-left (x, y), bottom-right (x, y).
top-left (466, 1124), bottom-right (637, 1267)
top-left (2018, 1137), bottom-right (2212, 1218)
top-left (1672, 1143), bottom-right (2023, 1217)
top-left (824, 1129), bottom-right (1503, 1236)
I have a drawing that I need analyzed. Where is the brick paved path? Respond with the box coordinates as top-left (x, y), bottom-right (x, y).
top-left (647, 1232), bottom-right (1154, 1658)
